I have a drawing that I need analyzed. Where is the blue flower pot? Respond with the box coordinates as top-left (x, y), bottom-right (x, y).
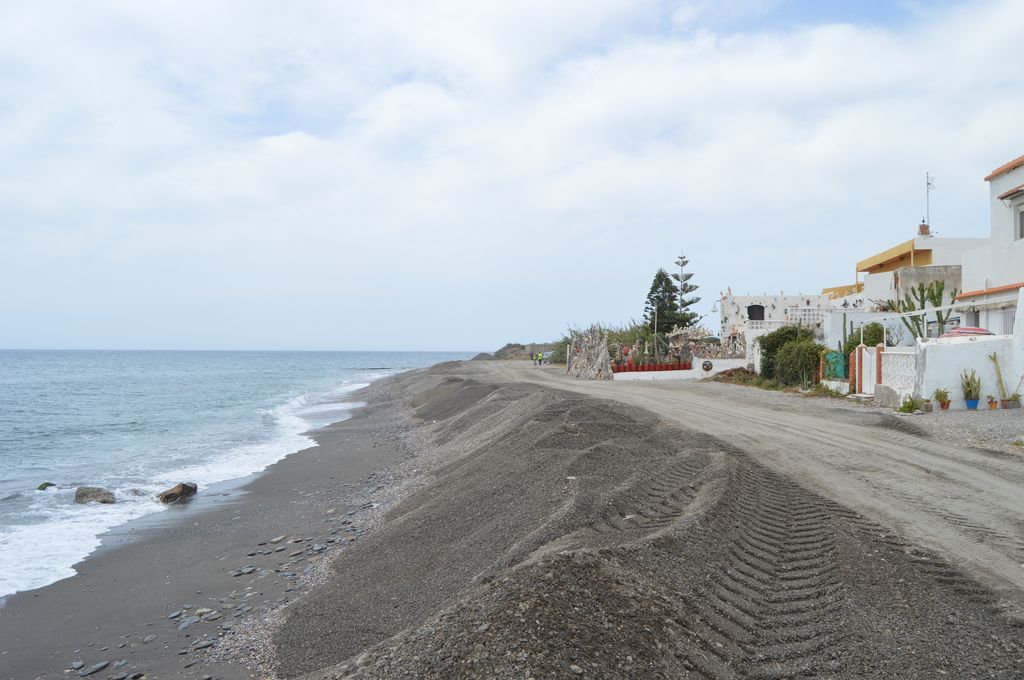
top-left (965, 399), bottom-right (979, 410)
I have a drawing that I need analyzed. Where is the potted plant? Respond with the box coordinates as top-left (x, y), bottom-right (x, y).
top-left (1007, 392), bottom-right (1022, 410)
top-left (933, 387), bottom-right (951, 411)
top-left (961, 370), bottom-right (981, 410)
top-left (987, 394), bottom-right (999, 410)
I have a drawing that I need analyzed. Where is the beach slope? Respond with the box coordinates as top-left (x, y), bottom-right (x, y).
top-left (277, 363), bottom-right (1024, 679)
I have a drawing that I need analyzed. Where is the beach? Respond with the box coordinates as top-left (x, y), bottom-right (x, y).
top-left (0, 371), bottom-right (412, 680)
top-left (3, 360), bottom-right (1024, 679)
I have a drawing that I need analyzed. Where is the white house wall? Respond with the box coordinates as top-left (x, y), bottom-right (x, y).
top-left (922, 237), bottom-right (990, 267)
top-left (913, 289), bottom-right (1024, 408)
top-left (961, 164), bottom-right (1024, 294)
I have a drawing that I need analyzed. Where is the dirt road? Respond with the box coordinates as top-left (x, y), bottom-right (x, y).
top-left (479, 361), bottom-right (1024, 615)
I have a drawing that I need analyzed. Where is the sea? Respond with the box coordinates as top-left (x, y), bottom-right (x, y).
top-left (0, 350), bottom-right (472, 599)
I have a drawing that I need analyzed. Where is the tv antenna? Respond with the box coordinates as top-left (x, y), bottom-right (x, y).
top-left (925, 172), bottom-right (935, 225)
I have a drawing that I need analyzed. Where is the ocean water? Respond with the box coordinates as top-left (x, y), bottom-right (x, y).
top-left (0, 350), bottom-right (470, 598)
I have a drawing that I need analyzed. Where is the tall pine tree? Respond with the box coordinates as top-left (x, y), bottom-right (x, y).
top-left (644, 268), bottom-right (680, 334)
top-left (670, 254), bottom-right (701, 328)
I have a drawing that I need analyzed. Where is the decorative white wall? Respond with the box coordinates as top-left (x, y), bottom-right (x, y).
top-left (719, 293), bottom-right (830, 339)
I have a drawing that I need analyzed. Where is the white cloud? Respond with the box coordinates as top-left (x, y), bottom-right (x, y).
top-left (0, 0), bottom-right (1022, 349)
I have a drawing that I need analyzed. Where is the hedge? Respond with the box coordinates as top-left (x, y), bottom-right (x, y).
top-left (757, 325), bottom-right (803, 380)
top-left (775, 339), bottom-right (826, 386)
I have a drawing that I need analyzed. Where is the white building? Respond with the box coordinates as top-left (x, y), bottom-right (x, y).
top-left (719, 291), bottom-right (831, 358)
top-left (719, 292), bottom-right (831, 337)
top-left (818, 224), bottom-right (988, 349)
top-left (958, 154), bottom-right (1024, 334)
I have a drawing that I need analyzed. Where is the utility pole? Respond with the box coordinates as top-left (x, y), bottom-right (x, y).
top-left (925, 172), bottom-right (935, 225)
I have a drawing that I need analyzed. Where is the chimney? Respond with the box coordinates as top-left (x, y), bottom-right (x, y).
top-left (918, 221), bottom-right (931, 236)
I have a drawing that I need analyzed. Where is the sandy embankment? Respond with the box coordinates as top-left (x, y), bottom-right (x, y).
top-left (278, 364), bottom-right (1023, 679)
top-left (3, 362), bottom-right (1023, 679)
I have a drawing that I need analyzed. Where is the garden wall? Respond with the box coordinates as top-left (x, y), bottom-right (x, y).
top-left (912, 290), bottom-right (1024, 409)
top-left (612, 358), bottom-right (749, 382)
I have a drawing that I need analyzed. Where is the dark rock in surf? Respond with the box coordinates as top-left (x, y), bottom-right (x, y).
top-left (37, 481), bottom-right (56, 491)
top-left (157, 482), bottom-right (198, 504)
top-left (74, 487), bottom-right (115, 504)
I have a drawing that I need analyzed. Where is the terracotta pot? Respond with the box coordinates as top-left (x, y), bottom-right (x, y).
top-left (1000, 400), bottom-right (1020, 409)
top-left (939, 401), bottom-right (950, 411)
top-left (988, 401), bottom-right (999, 410)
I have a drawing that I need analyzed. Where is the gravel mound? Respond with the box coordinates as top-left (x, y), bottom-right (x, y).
top-left (281, 371), bottom-right (1024, 679)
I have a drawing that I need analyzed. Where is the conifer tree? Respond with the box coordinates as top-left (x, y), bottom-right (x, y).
top-left (644, 268), bottom-right (680, 334)
top-left (670, 254), bottom-right (701, 328)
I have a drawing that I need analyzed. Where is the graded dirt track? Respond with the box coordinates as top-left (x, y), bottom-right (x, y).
top-left (482, 361), bottom-right (1024, 615)
top-left (280, 363), bottom-right (1024, 679)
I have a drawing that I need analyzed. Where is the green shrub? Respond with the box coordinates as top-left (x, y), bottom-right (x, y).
top-left (549, 341), bottom-right (568, 364)
top-left (898, 395), bottom-right (921, 413)
top-left (842, 322), bottom-right (885, 358)
top-left (774, 339), bottom-right (825, 386)
top-left (757, 325), bottom-right (803, 379)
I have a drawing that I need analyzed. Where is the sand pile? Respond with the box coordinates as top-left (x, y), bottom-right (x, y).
top-left (279, 370), bottom-right (1024, 679)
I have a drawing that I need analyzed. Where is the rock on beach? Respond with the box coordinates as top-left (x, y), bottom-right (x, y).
top-left (74, 487), bottom-right (115, 504)
top-left (157, 482), bottom-right (198, 504)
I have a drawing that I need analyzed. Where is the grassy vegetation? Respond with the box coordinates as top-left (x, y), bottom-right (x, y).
top-left (711, 368), bottom-right (783, 390)
top-left (897, 395), bottom-right (922, 413)
top-left (712, 368), bottom-right (848, 399)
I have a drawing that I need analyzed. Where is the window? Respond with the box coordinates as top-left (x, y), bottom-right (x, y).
top-left (1018, 203), bottom-right (1024, 240)
top-left (1005, 308), bottom-right (1017, 335)
top-left (747, 304), bottom-right (765, 321)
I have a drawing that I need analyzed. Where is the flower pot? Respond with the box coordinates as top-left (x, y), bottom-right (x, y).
top-left (1000, 400), bottom-right (1020, 409)
top-left (939, 401), bottom-right (950, 411)
top-left (988, 401), bottom-right (999, 410)
top-left (966, 399), bottom-right (979, 410)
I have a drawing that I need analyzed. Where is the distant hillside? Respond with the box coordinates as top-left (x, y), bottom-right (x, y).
top-left (487, 342), bottom-right (557, 360)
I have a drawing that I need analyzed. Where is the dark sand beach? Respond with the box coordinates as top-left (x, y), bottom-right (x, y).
top-left (0, 377), bottom-right (411, 680)
top-left (3, 361), bottom-right (1024, 679)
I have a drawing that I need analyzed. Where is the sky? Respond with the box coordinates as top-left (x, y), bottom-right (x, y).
top-left (1, 0), bottom-right (1022, 351)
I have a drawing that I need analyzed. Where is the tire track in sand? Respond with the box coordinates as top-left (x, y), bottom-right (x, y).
top-left (678, 464), bottom-right (843, 679)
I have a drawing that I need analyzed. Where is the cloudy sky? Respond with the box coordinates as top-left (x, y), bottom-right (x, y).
top-left (2, 0), bottom-right (1022, 351)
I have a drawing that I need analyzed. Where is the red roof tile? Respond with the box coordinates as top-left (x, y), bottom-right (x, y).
top-left (997, 183), bottom-right (1024, 200)
top-left (985, 154), bottom-right (1024, 182)
top-left (956, 281), bottom-right (1024, 300)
